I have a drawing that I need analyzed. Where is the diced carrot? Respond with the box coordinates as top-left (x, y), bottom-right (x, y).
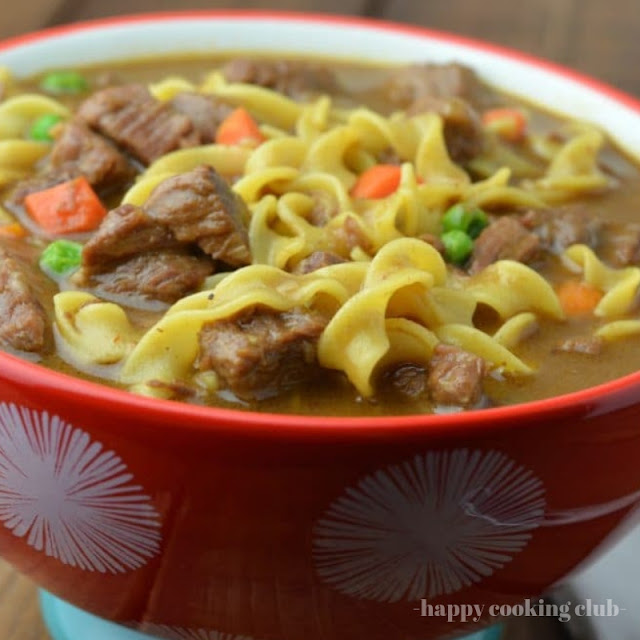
top-left (24, 176), bottom-right (107, 235)
top-left (215, 107), bottom-right (265, 147)
top-left (482, 108), bottom-right (527, 142)
top-left (350, 164), bottom-right (403, 199)
top-left (556, 280), bottom-right (604, 316)
top-left (0, 222), bottom-right (27, 238)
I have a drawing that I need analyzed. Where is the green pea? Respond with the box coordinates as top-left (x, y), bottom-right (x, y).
top-left (441, 203), bottom-right (489, 239)
top-left (442, 203), bottom-right (469, 233)
top-left (40, 71), bottom-right (89, 95)
top-left (40, 240), bottom-right (83, 276)
top-left (441, 229), bottom-right (474, 265)
top-left (29, 113), bottom-right (63, 142)
top-left (466, 208), bottom-right (489, 239)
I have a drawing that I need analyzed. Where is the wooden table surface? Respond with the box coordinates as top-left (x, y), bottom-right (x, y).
top-left (2, 0), bottom-right (640, 638)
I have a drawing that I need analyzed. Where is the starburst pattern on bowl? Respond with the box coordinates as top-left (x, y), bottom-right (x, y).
top-left (140, 624), bottom-right (257, 640)
top-left (313, 448), bottom-right (546, 602)
top-left (0, 402), bottom-right (161, 573)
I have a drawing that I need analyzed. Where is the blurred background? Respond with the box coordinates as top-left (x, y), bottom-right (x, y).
top-left (1, 1), bottom-right (640, 638)
top-left (2, 0), bottom-right (640, 97)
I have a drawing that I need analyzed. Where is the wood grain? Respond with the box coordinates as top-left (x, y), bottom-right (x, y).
top-left (48, 0), bottom-right (368, 25)
top-left (0, 560), bottom-right (49, 640)
top-left (1, 0), bottom-right (639, 637)
top-left (382, 0), bottom-right (640, 96)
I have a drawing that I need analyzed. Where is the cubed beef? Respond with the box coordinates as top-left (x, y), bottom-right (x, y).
top-left (408, 96), bottom-right (484, 163)
top-left (222, 58), bottom-right (339, 99)
top-left (197, 307), bottom-right (328, 400)
top-left (385, 63), bottom-right (495, 111)
top-left (470, 216), bottom-right (541, 274)
top-left (49, 119), bottom-right (135, 191)
top-left (383, 364), bottom-right (429, 400)
top-left (293, 251), bottom-right (346, 274)
top-left (170, 92), bottom-right (234, 143)
top-left (307, 190), bottom-right (339, 227)
top-left (81, 251), bottom-right (214, 304)
top-left (521, 207), bottom-right (601, 254)
top-left (0, 248), bottom-right (48, 352)
top-left (81, 204), bottom-right (180, 271)
top-left (144, 165), bottom-right (251, 266)
top-left (77, 84), bottom-right (199, 165)
top-left (76, 166), bottom-right (250, 305)
top-left (427, 344), bottom-right (486, 408)
top-left (597, 222), bottom-right (640, 267)
top-left (7, 120), bottom-right (135, 207)
top-left (552, 336), bottom-right (604, 356)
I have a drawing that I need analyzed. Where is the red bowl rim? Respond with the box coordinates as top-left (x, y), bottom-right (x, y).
top-left (2, 9), bottom-right (640, 439)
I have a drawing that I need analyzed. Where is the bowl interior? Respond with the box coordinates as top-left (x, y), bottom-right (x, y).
top-left (1, 11), bottom-right (640, 432)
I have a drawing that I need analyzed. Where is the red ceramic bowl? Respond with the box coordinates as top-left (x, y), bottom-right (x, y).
top-left (1, 11), bottom-right (640, 640)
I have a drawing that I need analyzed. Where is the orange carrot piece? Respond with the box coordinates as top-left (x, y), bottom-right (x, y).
top-left (0, 222), bottom-right (27, 238)
top-left (556, 280), bottom-right (604, 316)
top-left (350, 164), bottom-right (402, 199)
top-left (24, 176), bottom-right (107, 235)
top-left (215, 107), bottom-right (265, 147)
top-left (482, 108), bottom-right (527, 142)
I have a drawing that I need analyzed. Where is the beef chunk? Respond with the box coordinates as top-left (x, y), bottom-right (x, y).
top-left (427, 344), bottom-right (486, 407)
top-left (384, 364), bottom-right (429, 400)
top-left (553, 335), bottom-right (604, 356)
top-left (408, 96), bottom-right (484, 163)
top-left (7, 120), bottom-right (135, 207)
top-left (81, 204), bottom-right (180, 272)
top-left (307, 191), bottom-right (338, 227)
top-left (383, 353), bottom-right (487, 408)
top-left (293, 251), bottom-right (346, 274)
top-left (222, 59), bottom-right (339, 99)
top-left (82, 251), bottom-right (214, 304)
top-left (49, 119), bottom-right (135, 190)
top-left (76, 165), bottom-right (250, 306)
top-left (521, 207), bottom-right (601, 254)
top-left (386, 63), bottom-right (494, 111)
top-left (0, 248), bottom-right (47, 352)
top-left (470, 216), bottom-right (541, 274)
top-left (77, 84), bottom-right (199, 165)
top-left (597, 222), bottom-right (640, 267)
top-left (197, 307), bottom-right (328, 400)
top-left (144, 165), bottom-right (251, 266)
top-left (170, 92), bottom-right (234, 143)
